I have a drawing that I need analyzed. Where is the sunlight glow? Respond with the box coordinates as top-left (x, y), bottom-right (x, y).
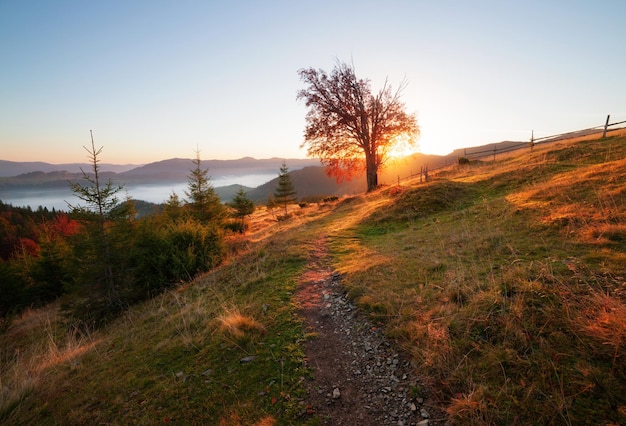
top-left (387, 133), bottom-right (420, 159)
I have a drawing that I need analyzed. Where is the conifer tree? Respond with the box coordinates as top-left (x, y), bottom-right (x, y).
top-left (163, 192), bottom-right (183, 221)
top-left (185, 149), bottom-right (226, 223)
top-left (228, 187), bottom-right (255, 232)
top-left (273, 162), bottom-right (297, 215)
top-left (67, 130), bottom-right (127, 307)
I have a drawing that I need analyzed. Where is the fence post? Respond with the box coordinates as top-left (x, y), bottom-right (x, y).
top-left (530, 130), bottom-right (534, 151)
top-left (602, 114), bottom-right (610, 138)
top-left (493, 144), bottom-right (497, 161)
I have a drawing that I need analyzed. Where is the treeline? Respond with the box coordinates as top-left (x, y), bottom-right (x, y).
top-left (0, 142), bottom-right (258, 329)
top-left (0, 202), bottom-right (74, 315)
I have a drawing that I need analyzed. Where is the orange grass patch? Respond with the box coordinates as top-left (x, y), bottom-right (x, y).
top-left (215, 307), bottom-right (266, 341)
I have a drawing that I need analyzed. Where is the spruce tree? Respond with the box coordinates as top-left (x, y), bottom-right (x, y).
top-left (228, 187), bottom-right (255, 232)
top-left (273, 162), bottom-right (297, 215)
top-left (67, 130), bottom-right (127, 308)
top-left (163, 192), bottom-right (183, 221)
top-left (185, 149), bottom-right (226, 223)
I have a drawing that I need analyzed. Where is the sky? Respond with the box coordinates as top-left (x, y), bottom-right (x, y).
top-left (1, 1), bottom-right (625, 165)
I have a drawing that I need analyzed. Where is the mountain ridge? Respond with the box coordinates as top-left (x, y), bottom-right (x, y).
top-left (0, 157), bottom-right (322, 178)
top-left (0, 140), bottom-right (530, 179)
top-left (0, 142), bottom-right (530, 206)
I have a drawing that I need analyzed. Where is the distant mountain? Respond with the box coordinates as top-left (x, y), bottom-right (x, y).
top-left (0, 160), bottom-right (139, 177)
top-left (120, 157), bottom-right (321, 182)
top-left (215, 184), bottom-right (256, 203)
top-left (247, 166), bottom-right (366, 203)
top-left (0, 157), bottom-right (321, 181)
top-left (250, 141), bottom-right (530, 202)
top-left (1, 142), bottom-right (532, 205)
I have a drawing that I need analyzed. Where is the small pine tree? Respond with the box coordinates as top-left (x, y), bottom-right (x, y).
top-left (67, 130), bottom-right (127, 307)
top-left (163, 192), bottom-right (183, 221)
top-left (228, 187), bottom-right (255, 233)
top-left (185, 149), bottom-right (226, 223)
top-left (273, 162), bottom-right (297, 215)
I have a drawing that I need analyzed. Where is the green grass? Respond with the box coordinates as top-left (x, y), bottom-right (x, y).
top-left (2, 135), bottom-right (626, 425)
top-left (1, 218), bottom-right (324, 425)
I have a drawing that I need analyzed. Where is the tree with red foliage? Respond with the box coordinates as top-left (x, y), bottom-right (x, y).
top-left (47, 213), bottom-right (80, 238)
top-left (297, 60), bottom-right (419, 192)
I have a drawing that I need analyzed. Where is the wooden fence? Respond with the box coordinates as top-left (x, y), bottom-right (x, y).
top-left (394, 114), bottom-right (625, 185)
top-left (463, 115), bottom-right (626, 161)
top-left (529, 114), bottom-right (626, 147)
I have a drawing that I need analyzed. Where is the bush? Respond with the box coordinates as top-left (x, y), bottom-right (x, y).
top-left (128, 218), bottom-right (225, 298)
top-left (458, 156), bottom-right (470, 165)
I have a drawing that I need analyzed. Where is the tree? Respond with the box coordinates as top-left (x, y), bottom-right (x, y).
top-left (228, 187), bottom-right (255, 232)
top-left (297, 60), bottom-right (419, 192)
top-left (67, 130), bottom-right (128, 306)
top-left (273, 162), bottom-right (297, 215)
top-left (163, 192), bottom-right (184, 221)
top-left (185, 149), bottom-right (226, 223)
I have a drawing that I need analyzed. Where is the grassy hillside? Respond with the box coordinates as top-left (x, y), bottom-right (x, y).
top-left (331, 135), bottom-right (626, 424)
top-left (2, 134), bottom-right (625, 424)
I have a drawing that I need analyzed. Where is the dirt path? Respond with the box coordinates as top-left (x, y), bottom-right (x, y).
top-left (295, 235), bottom-right (447, 426)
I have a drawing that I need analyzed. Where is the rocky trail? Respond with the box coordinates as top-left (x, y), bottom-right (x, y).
top-left (295, 236), bottom-right (448, 425)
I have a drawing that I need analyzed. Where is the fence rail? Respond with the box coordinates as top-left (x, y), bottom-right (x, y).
top-left (395, 114), bottom-right (625, 184)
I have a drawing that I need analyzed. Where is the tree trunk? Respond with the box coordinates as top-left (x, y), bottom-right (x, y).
top-left (365, 154), bottom-right (378, 192)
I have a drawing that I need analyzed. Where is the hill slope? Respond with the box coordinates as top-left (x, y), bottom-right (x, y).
top-left (2, 134), bottom-right (625, 424)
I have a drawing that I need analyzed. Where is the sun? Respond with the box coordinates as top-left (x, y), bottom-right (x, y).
top-left (389, 144), bottom-right (419, 159)
top-left (387, 133), bottom-right (419, 160)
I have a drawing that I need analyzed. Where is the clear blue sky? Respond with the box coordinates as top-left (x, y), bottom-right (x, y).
top-left (1, 0), bottom-right (624, 164)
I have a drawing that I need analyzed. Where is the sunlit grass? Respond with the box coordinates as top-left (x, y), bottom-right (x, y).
top-left (215, 306), bottom-right (267, 346)
top-left (3, 133), bottom-right (626, 424)
top-left (329, 134), bottom-right (626, 424)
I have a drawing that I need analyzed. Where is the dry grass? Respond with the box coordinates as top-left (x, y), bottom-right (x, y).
top-left (243, 202), bottom-right (336, 244)
top-left (576, 292), bottom-right (626, 371)
top-left (218, 413), bottom-right (276, 426)
top-left (329, 134), bottom-right (626, 424)
top-left (215, 306), bottom-right (267, 345)
top-left (0, 303), bottom-right (100, 419)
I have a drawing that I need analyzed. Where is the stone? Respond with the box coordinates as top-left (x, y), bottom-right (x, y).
top-left (332, 387), bottom-right (341, 399)
top-left (240, 356), bottom-right (255, 363)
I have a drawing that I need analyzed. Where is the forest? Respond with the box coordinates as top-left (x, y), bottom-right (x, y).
top-left (0, 147), bottom-right (272, 329)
